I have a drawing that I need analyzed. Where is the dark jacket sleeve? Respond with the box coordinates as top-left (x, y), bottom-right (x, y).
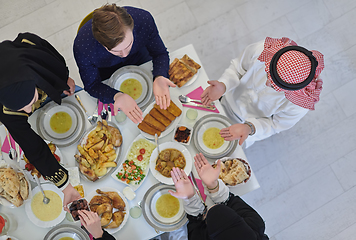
top-left (0, 108), bottom-right (69, 189)
top-left (94, 230), bottom-right (116, 240)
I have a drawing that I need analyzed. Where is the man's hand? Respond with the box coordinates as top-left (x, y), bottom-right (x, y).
top-left (194, 153), bottom-right (221, 189)
top-left (200, 80), bottom-right (226, 106)
top-left (113, 92), bottom-right (143, 124)
top-left (153, 76), bottom-right (176, 110)
top-left (62, 183), bottom-right (82, 212)
top-left (168, 167), bottom-right (195, 200)
top-left (220, 123), bottom-right (251, 145)
top-left (63, 77), bottom-right (76, 96)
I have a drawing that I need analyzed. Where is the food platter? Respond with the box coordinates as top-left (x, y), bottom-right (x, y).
top-left (214, 157), bottom-right (252, 187)
top-left (169, 52), bottom-right (200, 87)
top-left (0, 160), bottom-right (32, 208)
top-left (86, 187), bottom-right (129, 234)
top-left (149, 142), bottom-right (192, 185)
top-left (111, 134), bottom-right (156, 191)
top-left (192, 114), bottom-right (238, 160)
top-left (44, 224), bottom-right (90, 240)
top-left (108, 65), bottom-right (154, 110)
top-left (25, 184), bottom-right (66, 228)
top-left (141, 183), bottom-right (188, 232)
top-left (75, 121), bottom-right (122, 182)
top-left (36, 99), bottom-right (86, 147)
top-left (139, 99), bottom-right (183, 140)
top-left (19, 141), bottom-right (68, 183)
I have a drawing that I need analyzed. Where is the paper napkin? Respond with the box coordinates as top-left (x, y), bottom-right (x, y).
top-left (183, 86), bottom-right (220, 113)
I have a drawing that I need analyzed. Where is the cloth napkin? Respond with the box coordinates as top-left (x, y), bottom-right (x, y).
top-left (1, 133), bottom-right (22, 155)
top-left (98, 100), bottom-right (115, 118)
top-left (182, 86), bottom-right (220, 113)
top-left (188, 176), bottom-right (207, 202)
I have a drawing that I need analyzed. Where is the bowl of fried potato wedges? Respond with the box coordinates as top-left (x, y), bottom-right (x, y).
top-left (75, 120), bottom-right (123, 182)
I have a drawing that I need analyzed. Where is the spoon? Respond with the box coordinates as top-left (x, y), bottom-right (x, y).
top-left (154, 133), bottom-right (160, 155)
top-left (34, 175), bottom-right (50, 204)
top-left (5, 128), bottom-right (17, 160)
top-left (179, 95), bottom-right (215, 105)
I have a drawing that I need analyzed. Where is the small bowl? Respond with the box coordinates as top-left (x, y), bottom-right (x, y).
top-left (67, 198), bottom-right (90, 221)
top-left (172, 125), bottom-right (193, 146)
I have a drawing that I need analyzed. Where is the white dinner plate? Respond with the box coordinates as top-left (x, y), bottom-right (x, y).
top-left (43, 105), bottom-right (78, 139)
top-left (150, 188), bottom-right (185, 225)
top-left (86, 187), bottom-right (129, 234)
top-left (36, 100), bottom-right (86, 147)
top-left (76, 121), bottom-right (122, 182)
top-left (192, 114), bottom-right (238, 160)
top-left (196, 121), bottom-right (230, 155)
top-left (139, 98), bottom-right (183, 140)
top-left (108, 65), bottom-right (153, 109)
top-left (214, 157), bottom-right (252, 187)
top-left (141, 183), bottom-right (188, 232)
top-left (19, 141), bottom-right (68, 183)
top-left (169, 52), bottom-right (200, 88)
top-left (25, 184), bottom-right (65, 228)
top-left (0, 160), bottom-right (32, 208)
top-left (111, 134), bottom-right (156, 191)
top-left (149, 142), bottom-right (192, 185)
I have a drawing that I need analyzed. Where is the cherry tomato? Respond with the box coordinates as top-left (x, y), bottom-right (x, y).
top-left (137, 155), bottom-right (143, 161)
top-left (139, 148), bottom-right (146, 154)
top-left (25, 163), bottom-right (34, 171)
top-left (53, 153), bottom-right (60, 162)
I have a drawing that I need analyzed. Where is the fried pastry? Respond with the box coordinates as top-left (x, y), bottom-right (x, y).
top-left (138, 121), bottom-right (161, 136)
top-left (181, 54), bottom-right (201, 73)
top-left (143, 113), bottom-right (166, 132)
top-left (169, 55), bottom-right (201, 87)
top-left (167, 100), bottom-right (182, 117)
top-left (154, 104), bottom-right (176, 121)
top-left (150, 108), bottom-right (171, 127)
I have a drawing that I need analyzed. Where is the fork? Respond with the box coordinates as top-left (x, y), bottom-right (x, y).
top-left (75, 95), bottom-right (97, 125)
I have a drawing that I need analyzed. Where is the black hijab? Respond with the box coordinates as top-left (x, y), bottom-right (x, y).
top-left (0, 32), bottom-right (69, 109)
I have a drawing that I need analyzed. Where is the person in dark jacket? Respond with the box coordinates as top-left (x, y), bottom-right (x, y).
top-left (0, 32), bottom-right (81, 209)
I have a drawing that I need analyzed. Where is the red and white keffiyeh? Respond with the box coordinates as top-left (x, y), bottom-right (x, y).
top-left (258, 37), bottom-right (324, 110)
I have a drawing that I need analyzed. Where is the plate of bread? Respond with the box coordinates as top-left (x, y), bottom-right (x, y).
top-left (0, 161), bottom-right (31, 208)
top-left (138, 99), bottom-right (183, 139)
top-left (169, 54), bottom-right (201, 88)
top-left (212, 157), bottom-right (251, 186)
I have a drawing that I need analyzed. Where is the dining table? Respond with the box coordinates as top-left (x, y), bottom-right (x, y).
top-left (0, 44), bottom-right (260, 240)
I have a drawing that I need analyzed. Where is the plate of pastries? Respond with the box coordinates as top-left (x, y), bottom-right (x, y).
top-left (138, 99), bottom-right (182, 139)
top-left (212, 157), bottom-right (251, 186)
top-left (169, 54), bottom-right (201, 88)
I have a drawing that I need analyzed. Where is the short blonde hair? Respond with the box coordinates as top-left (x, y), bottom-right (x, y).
top-left (92, 4), bottom-right (134, 50)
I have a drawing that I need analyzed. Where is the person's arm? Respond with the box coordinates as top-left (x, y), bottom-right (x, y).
top-left (245, 104), bottom-right (309, 143)
top-left (0, 111), bottom-right (69, 190)
top-left (143, 11), bottom-right (169, 79)
top-left (73, 31), bottom-right (119, 104)
top-left (218, 40), bottom-right (265, 94)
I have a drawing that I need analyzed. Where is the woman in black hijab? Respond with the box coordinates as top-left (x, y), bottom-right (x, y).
top-left (169, 153), bottom-right (269, 240)
top-left (0, 32), bottom-right (81, 208)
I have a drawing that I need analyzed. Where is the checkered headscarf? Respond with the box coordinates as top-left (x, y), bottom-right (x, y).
top-left (258, 37), bottom-right (324, 110)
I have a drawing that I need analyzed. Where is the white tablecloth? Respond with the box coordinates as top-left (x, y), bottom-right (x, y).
top-left (0, 44), bottom-right (259, 240)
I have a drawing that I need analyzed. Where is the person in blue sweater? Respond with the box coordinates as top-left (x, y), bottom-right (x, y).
top-left (74, 4), bottom-right (175, 124)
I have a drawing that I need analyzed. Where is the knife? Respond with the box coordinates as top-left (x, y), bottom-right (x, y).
top-left (189, 172), bottom-right (207, 207)
top-left (181, 102), bottom-right (216, 111)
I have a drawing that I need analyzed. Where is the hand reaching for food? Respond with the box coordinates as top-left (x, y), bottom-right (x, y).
top-left (113, 92), bottom-right (143, 124)
top-left (62, 183), bottom-right (82, 212)
top-left (153, 76), bottom-right (176, 110)
top-left (168, 167), bottom-right (195, 200)
top-left (200, 80), bottom-right (226, 106)
top-left (78, 210), bottom-right (104, 239)
top-left (194, 153), bottom-right (221, 190)
top-left (219, 123), bottom-right (251, 144)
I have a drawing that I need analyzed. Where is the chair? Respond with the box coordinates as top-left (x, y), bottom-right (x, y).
top-left (77, 11), bottom-right (93, 33)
